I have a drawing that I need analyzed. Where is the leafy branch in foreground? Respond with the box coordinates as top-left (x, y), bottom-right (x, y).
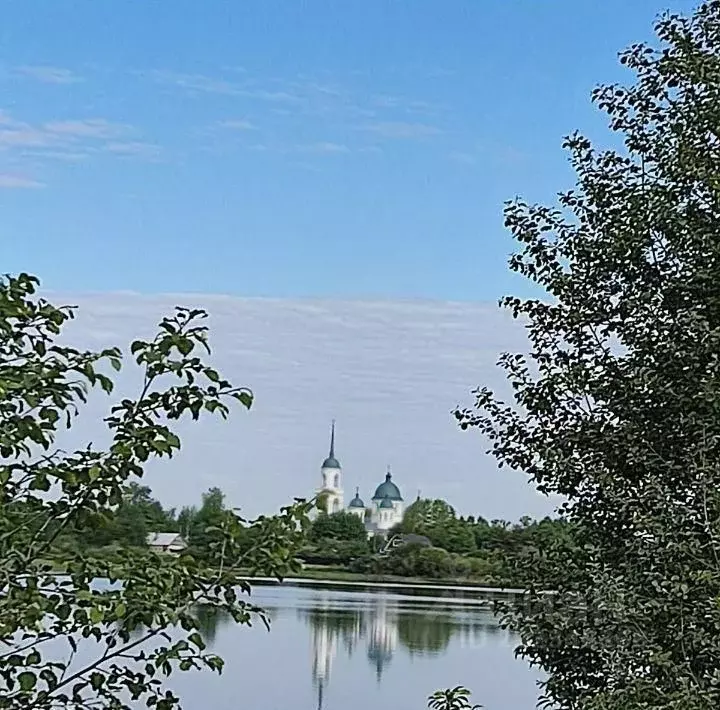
top-left (427, 686), bottom-right (482, 710)
top-left (0, 273), bottom-right (312, 709)
top-left (456, 2), bottom-right (720, 709)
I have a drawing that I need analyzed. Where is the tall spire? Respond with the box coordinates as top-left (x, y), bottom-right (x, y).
top-left (322, 421), bottom-right (341, 470)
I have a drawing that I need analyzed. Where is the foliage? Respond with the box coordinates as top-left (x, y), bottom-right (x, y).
top-left (0, 273), bottom-right (312, 709)
top-left (400, 498), bottom-right (457, 533)
top-left (455, 3), bottom-right (720, 708)
top-left (397, 499), bottom-right (476, 554)
top-left (308, 510), bottom-right (368, 543)
top-left (427, 686), bottom-right (482, 710)
top-left (301, 511), bottom-right (370, 566)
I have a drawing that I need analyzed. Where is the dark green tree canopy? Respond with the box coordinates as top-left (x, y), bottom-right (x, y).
top-left (309, 510), bottom-right (368, 543)
top-left (456, 3), bottom-right (720, 708)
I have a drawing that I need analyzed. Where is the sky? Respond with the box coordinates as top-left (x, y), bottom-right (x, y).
top-left (1, 0), bottom-right (700, 519)
top-left (1, 0), bottom-right (697, 300)
top-left (56, 292), bottom-right (546, 521)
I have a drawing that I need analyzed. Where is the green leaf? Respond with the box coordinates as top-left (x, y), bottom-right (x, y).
top-left (18, 672), bottom-right (37, 692)
top-left (176, 338), bottom-right (193, 356)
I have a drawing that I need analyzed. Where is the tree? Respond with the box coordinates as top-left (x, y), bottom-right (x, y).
top-left (0, 273), bottom-right (311, 709)
top-left (399, 499), bottom-right (476, 554)
top-left (122, 482), bottom-right (177, 532)
top-left (308, 510), bottom-right (367, 543)
top-left (455, 3), bottom-right (720, 708)
top-left (400, 498), bottom-right (457, 534)
top-left (187, 487), bottom-right (232, 561)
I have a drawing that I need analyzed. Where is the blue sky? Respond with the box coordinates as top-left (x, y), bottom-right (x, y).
top-left (1, 0), bottom-right (697, 301)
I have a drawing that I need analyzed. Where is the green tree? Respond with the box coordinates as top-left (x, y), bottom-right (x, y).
top-left (400, 498), bottom-right (457, 534)
top-left (309, 510), bottom-right (368, 543)
top-left (122, 482), bottom-right (177, 532)
top-left (187, 487), bottom-right (231, 559)
top-left (455, 4), bottom-right (720, 708)
top-left (0, 274), bottom-right (311, 709)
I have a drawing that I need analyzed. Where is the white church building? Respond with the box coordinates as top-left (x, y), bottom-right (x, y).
top-left (315, 422), bottom-right (405, 536)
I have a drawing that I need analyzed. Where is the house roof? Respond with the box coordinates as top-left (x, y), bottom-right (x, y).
top-left (147, 532), bottom-right (185, 547)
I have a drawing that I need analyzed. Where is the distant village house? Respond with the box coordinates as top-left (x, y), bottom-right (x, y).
top-left (147, 532), bottom-right (187, 555)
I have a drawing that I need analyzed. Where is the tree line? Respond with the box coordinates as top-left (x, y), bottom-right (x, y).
top-left (301, 497), bottom-right (573, 586)
top-left (40, 475), bottom-right (566, 588)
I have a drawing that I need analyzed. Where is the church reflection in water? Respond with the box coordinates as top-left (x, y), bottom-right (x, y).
top-left (301, 594), bottom-right (508, 709)
top-left (188, 591), bottom-right (511, 710)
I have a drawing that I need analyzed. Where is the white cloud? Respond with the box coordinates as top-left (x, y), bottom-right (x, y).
top-left (217, 119), bottom-right (257, 131)
top-left (0, 173), bottom-right (44, 188)
top-left (15, 65), bottom-right (83, 84)
top-left (359, 121), bottom-right (442, 139)
top-left (297, 142), bottom-right (350, 154)
top-left (0, 111), bottom-right (157, 178)
top-left (104, 141), bottom-right (161, 159)
top-left (147, 70), bottom-right (300, 103)
top-left (49, 292), bottom-right (559, 523)
top-left (44, 119), bottom-right (131, 139)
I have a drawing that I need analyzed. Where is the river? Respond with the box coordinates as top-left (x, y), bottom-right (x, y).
top-left (168, 581), bottom-right (542, 710)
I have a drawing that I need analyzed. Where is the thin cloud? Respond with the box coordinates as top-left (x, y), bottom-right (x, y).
top-left (15, 65), bottom-right (83, 84)
top-left (0, 173), bottom-right (44, 189)
top-left (147, 70), bottom-right (300, 103)
top-left (297, 142), bottom-right (350, 154)
top-left (217, 119), bottom-right (257, 131)
top-left (372, 95), bottom-right (436, 114)
top-left (0, 111), bottom-right (157, 182)
top-left (0, 125), bottom-right (51, 149)
top-left (104, 141), bottom-right (162, 159)
top-left (44, 119), bottom-right (131, 139)
top-left (22, 150), bottom-right (91, 163)
top-left (359, 121), bottom-right (443, 139)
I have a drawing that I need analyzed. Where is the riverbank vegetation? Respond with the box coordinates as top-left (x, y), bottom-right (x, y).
top-left (36, 476), bottom-right (569, 590)
top-left (300, 500), bottom-right (572, 588)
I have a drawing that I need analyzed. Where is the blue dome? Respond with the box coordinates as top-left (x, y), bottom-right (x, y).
top-left (378, 496), bottom-right (394, 509)
top-left (372, 472), bottom-right (403, 502)
top-left (349, 488), bottom-right (365, 508)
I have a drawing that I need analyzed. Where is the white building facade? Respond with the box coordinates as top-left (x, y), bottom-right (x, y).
top-left (315, 423), bottom-right (405, 536)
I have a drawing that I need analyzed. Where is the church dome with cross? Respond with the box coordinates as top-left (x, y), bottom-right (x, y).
top-left (313, 423), bottom-right (406, 535)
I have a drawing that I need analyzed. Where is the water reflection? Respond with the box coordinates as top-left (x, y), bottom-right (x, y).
top-left (178, 585), bottom-right (521, 709)
top-left (295, 589), bottom-right (512, 708)
top-left (191, 588), bottom-right (512, 681)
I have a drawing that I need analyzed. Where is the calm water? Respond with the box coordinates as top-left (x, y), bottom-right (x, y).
top-left (166, 581), bottom-right (542, 710)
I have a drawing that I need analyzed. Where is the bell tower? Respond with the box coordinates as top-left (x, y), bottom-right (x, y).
top-left (317, 421), bottom-right (344, 513)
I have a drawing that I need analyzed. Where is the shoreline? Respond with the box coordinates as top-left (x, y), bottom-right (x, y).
top-left (244, 575), bottom-right (527, 595)
top-left (241, 567), bottom-right (528, 594)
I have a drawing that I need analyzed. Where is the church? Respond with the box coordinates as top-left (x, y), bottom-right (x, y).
top-left (315, 422), bottom-right (405, 536)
